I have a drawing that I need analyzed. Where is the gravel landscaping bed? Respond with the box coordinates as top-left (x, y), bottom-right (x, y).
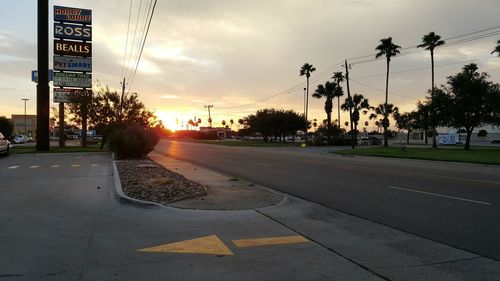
top-left (116, 158), bottom-right (206, 204)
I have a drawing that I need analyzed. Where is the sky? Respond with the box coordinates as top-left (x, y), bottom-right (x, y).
top-left (1, 0), bottom-right (500, 131)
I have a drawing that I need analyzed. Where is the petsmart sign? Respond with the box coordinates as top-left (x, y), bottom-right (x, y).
top-left (53, 56), bottom-right (92, 72)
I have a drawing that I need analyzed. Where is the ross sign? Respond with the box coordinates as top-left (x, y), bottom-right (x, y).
top-left (53, 72), bottom-right (92, 88)
top-left (53, 56), bottom-right (92, 72)
top-left (54, 40), bottom-right (92, 57)
top-left (54, 23), bottom-right (92, 41)
top-left (31, 69), bottom-right (54, 83)
top-left (53, 88), bottom-right (92, 103)
top-left (54, 6), bottom-right (92, 25)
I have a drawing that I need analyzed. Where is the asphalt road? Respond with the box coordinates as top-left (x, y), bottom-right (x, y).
top-left (155, 140), bottom-right (500, 261)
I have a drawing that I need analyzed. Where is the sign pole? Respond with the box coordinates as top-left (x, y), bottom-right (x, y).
top-left (36, 0), bottom-right (50, 151)
top-left (59, 102), bottom-right (65, 147)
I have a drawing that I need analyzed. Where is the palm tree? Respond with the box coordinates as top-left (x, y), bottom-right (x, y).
top-left (229, 119), bottom-right (234, 130)
top-left (492, 40), bottom-right (500, 56)
top-left (300, 63), bottom-right (316, 142)
top-left (341, 94), bottom-right (371, 148)
top-left (418, 32), bottom-right (445, 148)
top-left (369, 103), bottom-right (399, 141)
top-left (375, 37), bottom-right (401, 147)
top-left (312, 81), bottom-right (336, 143)
top-left (332, 71), bottom-right (345, 127)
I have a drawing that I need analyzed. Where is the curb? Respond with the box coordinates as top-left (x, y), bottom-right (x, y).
top-left (112, 159), bottom-right (208, 208)
top-left (112, 160), bottom-right (163, 208)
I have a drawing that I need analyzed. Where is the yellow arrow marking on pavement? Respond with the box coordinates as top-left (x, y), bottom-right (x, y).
top-left (137, 235), bottom-right (234, 256)
top-left (233, 235), bottom-right (308, 248)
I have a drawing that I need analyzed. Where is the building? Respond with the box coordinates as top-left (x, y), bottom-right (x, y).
top-left (199, 126), bottom-right (231, 138)
top-left (11, 114), bottom-right (37, 137)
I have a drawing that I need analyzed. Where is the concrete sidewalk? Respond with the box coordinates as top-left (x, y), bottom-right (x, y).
top-left (1, 152), bottom-right (499, 280)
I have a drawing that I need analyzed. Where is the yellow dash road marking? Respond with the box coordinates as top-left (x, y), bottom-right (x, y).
top-left (50, 164), bottom-right (60, 168)
top-left (71, 164), bottom-right (80, 168)
top-left (233, 235), bottom-right (308, 248)
top-left (7, 166), bottom-right (20, 169)
top-left (30, 165), bottom-right (40, 169)
top-left (137, 235), bottom-right (234, 256)
top-left (91, 164), bottom-right (99, 167)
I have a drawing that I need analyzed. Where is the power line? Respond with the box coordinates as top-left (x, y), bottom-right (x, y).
top-left (349, 78), bottom-right (418, 101)
top-left (123, 0), bottom-right (144, 82)
top-left (127, 0), bottom-right (158, 93)
top-left (120, 0), bottom-right (133, 81)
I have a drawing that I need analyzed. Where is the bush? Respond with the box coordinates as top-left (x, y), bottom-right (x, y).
top-left (108, 125), bottom-right (159, 159)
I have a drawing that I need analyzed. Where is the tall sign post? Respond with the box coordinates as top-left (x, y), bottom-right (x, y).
top-left (53, 6), bottom-right (92, 147)
top-left (36, 0), bottom-right (50, 151)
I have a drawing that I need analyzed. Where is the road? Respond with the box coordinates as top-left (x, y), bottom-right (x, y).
top-left (156, 140), bottom-right (500, 260)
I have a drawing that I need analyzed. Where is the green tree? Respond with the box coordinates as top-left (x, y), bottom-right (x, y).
top-left (369, 103), bottom-right (399, 143)
top-left (394, 111), bottom-right (418, 144)
top-left (312, 81), bottom-right (336, 143)
top-left (418, 32), bottom-right (445, 148)
top-left (0, 116), bottom-right (14, 139)
top-left (300, 63), bottom-right (316, 142)
top-left (441, 64), bottom-right (500, 150)
top-left (341, 94), bottom-right (371, 148)
top-left (332, 71), bottom-right (345, 127)
top-left (492, 39), bottom-right (500, 56)
top-left (375, 37), bottom-right (401, 147)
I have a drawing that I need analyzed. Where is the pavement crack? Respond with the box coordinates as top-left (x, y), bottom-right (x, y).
top-left (402, 256), bottom-right (482, 268)
top-left (77, 210), bottom-right (101, 281)
top-left (254, 209), bottom-right (392, 281)
top-left (0, 274), bottom-right (24, 278)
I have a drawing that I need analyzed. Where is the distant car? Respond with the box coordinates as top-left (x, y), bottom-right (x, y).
top-left (12, 135), bottom-right (26, 144)
top-left (0, 132), bottom-right (11, 156)
top-left (491, 140), bottom-right (500, 144)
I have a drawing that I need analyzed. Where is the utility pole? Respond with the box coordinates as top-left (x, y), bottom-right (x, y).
top-left (205, 105), bottom-right (213, 139)
top-left (119, 77), bottom-right (126, 117)
top-left (303, 87), bottom-right (306, 118)
top-left (344, 60), bottom-right (355, 149)
top-left (59, 102), bottom-right (65, 147)
top-left (36, 0), bottom-right (49, 151)
top-left (22, 98), bottom-right (29, 136)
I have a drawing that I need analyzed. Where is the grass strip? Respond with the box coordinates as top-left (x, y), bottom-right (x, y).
top-left (333, 146), bottom-right (500, 165)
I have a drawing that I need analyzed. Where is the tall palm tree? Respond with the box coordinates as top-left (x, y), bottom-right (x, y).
top-left (375, 37), bottom-right (401, 147)
top-left (492, 40), bottom-right (500, 56)
top-left (312, 81), bottom-right (336, 143)
top-left (300, 63), bottom-right (316, 142)
top-left (418, 32), bottom-right (445, 148)
top-left (332, 71), bottom-right (345, 127)
top-left (341, 94), bottom-right (371, 148)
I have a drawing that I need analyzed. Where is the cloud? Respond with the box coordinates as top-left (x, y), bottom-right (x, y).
top-left (161, 94), bottom-right (179, 99)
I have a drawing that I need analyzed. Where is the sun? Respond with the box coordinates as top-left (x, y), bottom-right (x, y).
top-left (155, 109), bottom-right (201, 132)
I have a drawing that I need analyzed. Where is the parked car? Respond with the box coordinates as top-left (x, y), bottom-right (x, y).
top-left (12, 135), bottom-right (26, 144)
top-left (0, 132), bottom-right (11, 156)
top-left (491, 140), bottom-right (500, 144)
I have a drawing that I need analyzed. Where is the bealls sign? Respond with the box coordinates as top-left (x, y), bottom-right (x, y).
top-left (54, 23), bottom-right (91, 41)
top-left (54, 40), bottom-right (92, 57)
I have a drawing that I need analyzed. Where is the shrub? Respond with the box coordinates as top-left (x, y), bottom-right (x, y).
top-left (108, 125), bottom-right (159, 159)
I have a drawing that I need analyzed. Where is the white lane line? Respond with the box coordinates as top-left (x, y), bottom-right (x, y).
top-left (7, 166), bottom-right (20, 169)
top-left (50, 164), bottom-right (60, 168)
top-left (388, 186), bottom-right (492, 206)
top-left (30, 165), bottom-right (40, 169)
top-left (252, 162), bottom-right (272, 167)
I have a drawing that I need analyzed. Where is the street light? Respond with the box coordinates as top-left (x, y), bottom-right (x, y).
top-left (21, 98), bottom-right (29, 136)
